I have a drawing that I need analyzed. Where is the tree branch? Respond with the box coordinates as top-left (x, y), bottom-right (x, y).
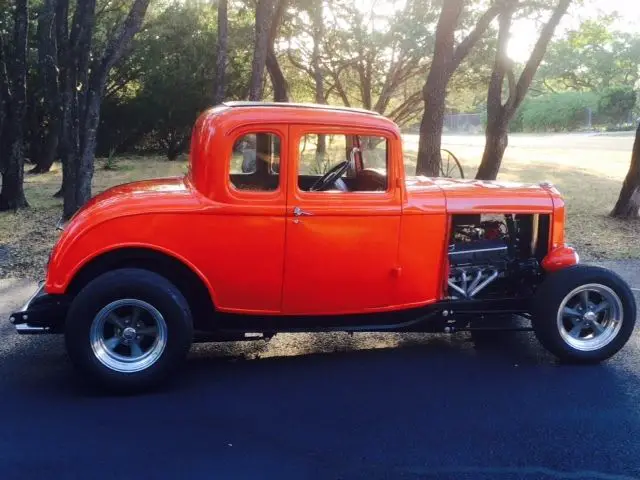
top-left (506, 66), bottom-right (516, 106)
top-left (97, 0), bottom-right (151, 83)
top-left (510, 0), bottom-right (571, 112)
top-left (451, 3), bottom-right (503, 71)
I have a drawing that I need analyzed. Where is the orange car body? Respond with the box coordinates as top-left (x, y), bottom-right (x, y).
top-left (45, 103), bottom-right (577, 317)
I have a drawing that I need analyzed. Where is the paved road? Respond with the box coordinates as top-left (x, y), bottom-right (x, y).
top-left (1, 267), bottom-right (640, 479)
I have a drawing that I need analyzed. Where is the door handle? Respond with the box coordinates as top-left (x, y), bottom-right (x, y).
top-left (293, 206), bottom-right (312, 217)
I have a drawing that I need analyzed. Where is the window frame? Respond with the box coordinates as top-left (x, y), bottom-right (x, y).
top-left (225, 127), bottom-right (285, 201)
top-left (292, 126), bottom-right (396, 200)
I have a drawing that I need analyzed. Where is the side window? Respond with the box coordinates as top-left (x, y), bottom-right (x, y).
top-left (298, 134), bottom-right (388, 192)
top-left (230, 133), bottom-right (280, 192)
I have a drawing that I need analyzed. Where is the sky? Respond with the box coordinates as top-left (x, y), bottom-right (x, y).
top-left (508, 0), bottom-right (640, 61)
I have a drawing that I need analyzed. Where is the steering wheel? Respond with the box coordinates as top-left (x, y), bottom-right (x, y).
top-left (309, 160), bottom-right (350, 192)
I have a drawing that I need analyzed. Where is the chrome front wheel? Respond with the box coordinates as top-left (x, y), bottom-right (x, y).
top-left (90, 299), bottom-right (168, 373)
top-left (532, 265), bottom-right (636, 363)
top-left (556, 284), bottom-right (623, 352)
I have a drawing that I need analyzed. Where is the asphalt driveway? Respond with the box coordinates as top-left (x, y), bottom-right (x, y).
top-left (1, 262), bottom-right (640, 479)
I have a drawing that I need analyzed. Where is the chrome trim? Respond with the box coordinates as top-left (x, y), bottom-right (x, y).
top-left (469, 270), bottom-right (500, 297)
top-left (56, 216), bottom-right (66, 231)
top-left (448, 246), bottom-right (508, 255)
top-left (293, 206), bottom-right (312, 217)
top-left (16, 324), bottom-right (49, 334)
top-left (19, 282), bottom-right (45, 312)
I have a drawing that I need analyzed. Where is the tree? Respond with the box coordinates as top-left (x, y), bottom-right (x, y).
top-left (287, 0), bottom-right (437, 125)
top-left (265, 0), bottom-right (289, 102)
top-left (598, 87), bottom-right (636, 125)
top-left (536, 16), bottom-right (640, 94)
top-left (58, 0), bottom-right (151, 219)
top-left (415, 0), bottom-right (501, 176)
top-left (611, 123), bottom-right (640, 219)
top-left (248, 0), bottom-right (272, 101)
top-left (475, 0), bottom-right (571, 180)
top-left (213, 0), bottom-right (228, 105)
top-left (0, 0), bottom-right (29, 210)
top-left (30, 0), bottom-right (62, 174)
top-left (98, 1), bottom-right (253, 158)
top-left (310, 0), bottom-right (324, 107)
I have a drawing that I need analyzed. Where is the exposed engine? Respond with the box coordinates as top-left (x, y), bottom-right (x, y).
top-left (447, 214), bottom-right (547, 300)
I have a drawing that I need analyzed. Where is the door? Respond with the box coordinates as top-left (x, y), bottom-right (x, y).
top-left (282, 126), bottom-right (402, 315)
top-left (207, 126), bottom-right (287, 314)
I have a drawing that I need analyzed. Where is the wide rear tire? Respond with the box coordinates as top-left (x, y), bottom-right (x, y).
top-left (65, 268), bottom-right (193, 392)
top-left (532, 265), bottom-right (636, 363)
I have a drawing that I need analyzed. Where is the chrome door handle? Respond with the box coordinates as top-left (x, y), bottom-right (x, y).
top-left (293, 207), bottom-right (312, 217)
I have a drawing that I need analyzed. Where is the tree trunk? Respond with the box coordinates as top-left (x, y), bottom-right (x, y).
top-left (475, 0), bottom-right (571, 181)
top-left (265, 0), bottom-right (288, 102)
top-left (266, 49), bottom-right (289, 102)
top-left (475, 120), bottom-right (509, 180)
top-left (0, 37), bottom-right (9, 173)
top-left (415, 0), bottom-right (501, 177)
top-left (611, 123), bottom-right (640, 219)
top-left (415, 0), bottom-right (462, 176)
top-left (416, 78), bottom-right (448, 176)
top-left (248, 0), bottom-right (272, 101)
top-left (311, 0), bottom-right (325, 155)
top-left (27, 83), bottom-right (42, 166)
top-left (475, 1), bottom-right (515, 181)
top-left (76, 83), bottom-right (102, 209)
top-left (0, 0), bottom-right (29, 210)
top-left (31, 0), bottom-right (61, 174)
top-left (59, 0), bottom-right (150, 219)
top-left (213, 0), bottom-right (227, 105)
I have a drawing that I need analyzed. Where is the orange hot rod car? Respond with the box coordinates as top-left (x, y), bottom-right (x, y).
top-left (10, 102), bottom-right (636, 391)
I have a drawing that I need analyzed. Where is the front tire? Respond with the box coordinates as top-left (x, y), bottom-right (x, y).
top-left (65, 268), bottom-right (193, 392)
top-left (532, 265), bottom-right (636, 363)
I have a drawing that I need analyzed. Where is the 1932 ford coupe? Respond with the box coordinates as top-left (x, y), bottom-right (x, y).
top-left (10, 102), bottom-right (637, 391)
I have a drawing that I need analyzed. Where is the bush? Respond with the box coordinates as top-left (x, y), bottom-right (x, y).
top-left (520, 92), bottom-right (599, 132)
top-left (598, 87), bottom-right (637, 125)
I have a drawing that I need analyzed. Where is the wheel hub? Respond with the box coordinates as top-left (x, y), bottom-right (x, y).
top-left (122, 326), bottom-right (137, 342)
top-left (583, 311), bottom-right (597, 323)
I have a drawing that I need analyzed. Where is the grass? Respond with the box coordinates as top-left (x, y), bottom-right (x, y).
top-left (0, 135), bottom-right (639, 280)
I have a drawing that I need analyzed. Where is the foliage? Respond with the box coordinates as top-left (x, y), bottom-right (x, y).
top-left (520, 92), bottom-right (599, 132)
top-left (508, 88), bottom-right (637, 133)
top-left (598, 87), bottom-right (636, 125)
top-left (98, 1), bottom-right (253, 158)
top-left (537, 15), bottom-right (640, 93)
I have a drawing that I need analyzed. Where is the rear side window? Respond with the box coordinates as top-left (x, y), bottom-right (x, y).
top-left (229, 133), bottom-right (280, 192)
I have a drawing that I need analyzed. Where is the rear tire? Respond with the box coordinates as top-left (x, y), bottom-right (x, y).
top-left (532, 265), bottom-right (636, 363)
top-left (65, 268), bottom-right (193, 392)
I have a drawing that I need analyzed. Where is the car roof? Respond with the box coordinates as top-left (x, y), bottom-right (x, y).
top-left (222, 101), bottom-right (381, 117)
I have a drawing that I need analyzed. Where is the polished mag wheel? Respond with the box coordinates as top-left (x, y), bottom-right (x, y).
top-left (90, 299), bottom-right (168, 373)
top-left (556, 284), bottom-right (623, 352)
top-left (532, 265), bottom-right (635, 363)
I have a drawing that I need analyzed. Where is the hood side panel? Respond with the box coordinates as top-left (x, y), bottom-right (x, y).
top-left (406, 177), bottom-right (554, 214)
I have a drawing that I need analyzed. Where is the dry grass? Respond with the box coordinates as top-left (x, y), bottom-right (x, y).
top-left (0, 135), bottom-right (638, 280)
